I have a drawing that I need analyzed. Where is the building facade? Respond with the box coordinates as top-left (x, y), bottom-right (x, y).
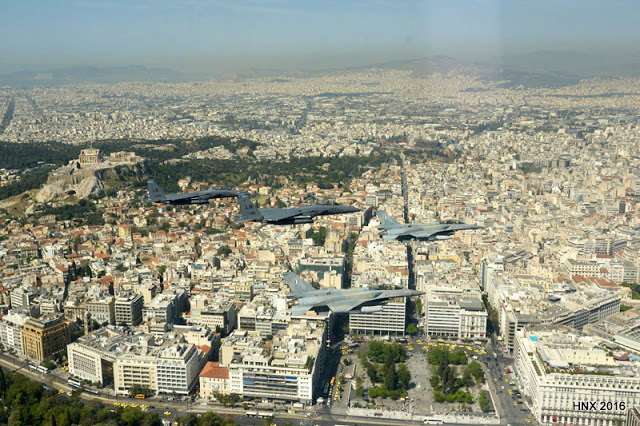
top-left (115, 292), bottom-right (143, 326)
top-left (349, 298), bottom-right (406, 335)
top-left (21, 315), bottom-right (70, 362)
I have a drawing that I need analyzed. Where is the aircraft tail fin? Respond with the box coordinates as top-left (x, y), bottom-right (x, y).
top-left (283, 272), bottom-right (315, 298)
top-left (236, 195), bottom-right (264, 222)
top-left (376, 210), bottom-right (401, 229)
top-left (147, 180), bottom-right (166, 202)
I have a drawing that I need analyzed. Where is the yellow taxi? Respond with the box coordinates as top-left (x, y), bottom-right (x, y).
top-left (164, 412), bottom-right (172, 416)
top-left (466, 346), bottom-right (473, 351)
top-left (508, 389), bottom-right (513, 396)
top-left (59, 389), bottom-right (65, 394)
top-left (514, 401), bottom-right (518, 407)
top-left (494, 378), bottom-right (498, 382)
top-left (525, 418), bottom-right (532, 423)
top-left (417, 340), bottom-right (423, 345)
top-left (130, 404), bottom-right (138, 408)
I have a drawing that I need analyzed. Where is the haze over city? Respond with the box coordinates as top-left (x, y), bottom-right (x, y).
top-left (2, 0), bottom-right (640, 76)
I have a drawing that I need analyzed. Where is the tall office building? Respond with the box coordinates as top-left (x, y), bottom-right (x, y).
top-left (115, 292), bottom-right (144, 326)
top-left (349, 297), bottom-right (406, 335)
top-left (21, 315), bottom-right (70, 362)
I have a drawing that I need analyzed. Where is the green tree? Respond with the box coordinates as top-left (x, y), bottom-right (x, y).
top-left (466, 361), bottom-right (484, 384)
top-left (365, 361), bottom-right (378, 383)
top-left (397, 364), bottom-right (411, 390)
top-left (367, 341), bottom-right (387, 363)
top-left (216, 245), bottom-right (231, 258)
top-left (449, 350), bottom-right (467, 365)
top-left (415, 298), bottom-right (423, 315)
top-left (479, 391), bottom-right (490, 412)
top-left (311, 226), bottom-right (327, 246)
top-left (0, 366), bottom-right (6, 397)
top-left (405, 323), bottom-right (418, 335)
top-left (430, 375), bottom-right (440, 390)
top-left (354, 375), bottom-right (364, 397)
top-left (427, 346), bottom-right (449, 366)
top-left (462, 368), bottom-right (474, 388)
top-left (390, 343), bottom-right (405, 363)
top-left (384, 362), bottom-right (396, 391)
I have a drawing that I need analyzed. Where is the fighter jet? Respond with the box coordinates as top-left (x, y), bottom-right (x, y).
top-left (147, 180), bottom-right (245, 205)
top-left (376, 210), bottom-right (482, 242)
top-left (234, 195), bottom-right (360, 225)
top-left (283, 272), bottom-right (423, 316)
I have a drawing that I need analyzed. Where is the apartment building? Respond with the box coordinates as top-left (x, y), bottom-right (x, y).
top-left (0, 311), bottom-right (29, 353)
top-left (21, 315), bottom-right (70, 362)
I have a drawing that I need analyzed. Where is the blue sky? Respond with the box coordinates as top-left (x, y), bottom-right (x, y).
top-left (1, 0), bottom-right (639, 73)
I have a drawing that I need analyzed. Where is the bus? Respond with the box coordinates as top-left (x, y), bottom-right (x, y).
top-left (423, 418), bottom-right (444, 425)
top-left (84, 388), bottom-right (99, 396)
top-left (37, 365), bottom-right (49, 374)
top-left (245, 411), bottom-right (258, 417)
top-left (68, 378), bottom-right (82, 389)
top-left (257, 412), bottom-right (274, 419)
top-left (135, 394), bottom-right (146, 399)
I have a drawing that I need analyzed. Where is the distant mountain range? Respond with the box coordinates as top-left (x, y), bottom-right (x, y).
top-left (1, 50), bottom-right (639, 88)
top-left (0, 65), bottom-right (185, 88)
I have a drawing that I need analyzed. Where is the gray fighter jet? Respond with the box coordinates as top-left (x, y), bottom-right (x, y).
top-left (283, 272), bottom-right (423, 315)
top-left (234, 195), bottom-right (360, 225)
top-left (147, 180), bottom-right (245, 205)
top-left (376, 210), bottom-right (482, 242)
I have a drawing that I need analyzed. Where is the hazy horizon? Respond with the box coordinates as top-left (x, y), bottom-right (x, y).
top-left (2, 0), bottom-right (640, 76)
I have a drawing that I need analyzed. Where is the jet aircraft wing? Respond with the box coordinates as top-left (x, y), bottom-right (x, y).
top-left (168, 193), bottom-right (208, 203)
top-left (291, 298), bottom-right (363, 315)
top-left (326, 299), bottom-right (366, 313)
top-left (261, 208), bottom-right (304, 222)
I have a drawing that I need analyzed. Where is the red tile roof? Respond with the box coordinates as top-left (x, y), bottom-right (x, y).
top-left (199, 361), bottom-right (229, 379)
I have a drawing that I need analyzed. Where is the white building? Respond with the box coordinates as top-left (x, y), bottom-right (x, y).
top-left (220, 319), bottom-right (326, 403)
top-left (0, 311), bottom-right (29, 353)
top-left (199, 361), bottom-right (230, 399)
top-left (514, 325), bottom-right (640, 426)
top-left (68, 327), bottom-right (208, 395)
top-left (349, 298), bottom-right (406, 335)
top-left (425, 295), bottom-right (487, 339)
